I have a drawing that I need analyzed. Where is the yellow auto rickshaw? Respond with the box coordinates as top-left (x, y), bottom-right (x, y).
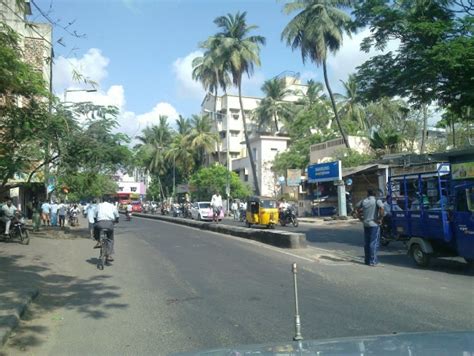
top-left (245, 196), bottom-right (279, 229)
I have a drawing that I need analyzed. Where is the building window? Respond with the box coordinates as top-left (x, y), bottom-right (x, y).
top-left (271, 148), bottom-right (278, 151)
top-left (220, 132), bottom-right (226, 139)
top-left (230, 152), bottom-right (239, 158)
top-left (131, 187), bottom-right (137, 192)
top-left (119, 186), bottom-right (124, 191)
top-left (233, 114), bottom-right (239, 120)
top-left (230, 130), bottom-right (239, 137)
top-left (244, 174), bottom-right (249, 182)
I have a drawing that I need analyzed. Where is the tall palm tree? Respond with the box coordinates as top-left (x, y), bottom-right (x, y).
top-left (255, 77), bottom-right (294, 133)
top-left (339, 74), bottom-right (367, 133)
top-left (186, 114), bottom-right (219, 167)
top-left (212, 11), bottom-right (266, 195)
top-left (192, 39), bottom-right (231, 164)
top-left (282, 0), bottom-right (353, 148)
top-left (135, 115), bottom-right (173, 199)
top-left (176, 115), bottom-right (191, 136)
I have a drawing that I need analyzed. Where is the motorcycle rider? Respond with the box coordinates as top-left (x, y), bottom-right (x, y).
top-left (126, 202), bottom-right (133, 219)
top-left (279, 198), bottom-right (290, 220)
top-left (1, 198), bottom-right (17, 236)
top-left (93, 198), bottom-right (119, 262)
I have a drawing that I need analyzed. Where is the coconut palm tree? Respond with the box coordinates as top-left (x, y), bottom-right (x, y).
top-left (255, 77), bottom-right (294, 133)
top-left (192, 39), bottom-right (231, 164)
top-left (211, 11), bottom-right (266, 195)
top-left (135, 115), bottom-right (173, 198)
top-left (339, 74), bottom-right (367, 133)
top-left (176, 115), bottom-right (191, 136)
top-left (186, 114), bottom-right (219, 167)
top-left (282, 0), bottom-right (353, 148)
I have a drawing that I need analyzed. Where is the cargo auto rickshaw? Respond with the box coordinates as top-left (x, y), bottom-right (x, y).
top-left (245, 196), bottom-right (279, 229)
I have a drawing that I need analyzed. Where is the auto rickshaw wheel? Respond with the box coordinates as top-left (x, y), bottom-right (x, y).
top-left (268, 224), bottom-right (275, 229)
top-left (410, 244), bottom-right (431, 267)
top-left (246, 221), bottom-right (252, 228)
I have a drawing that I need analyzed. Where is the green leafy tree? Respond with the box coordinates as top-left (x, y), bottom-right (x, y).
top-left (0, 23), bottom-right (54, 192)
top-left (354, 0), bottom-right (473, 125)
top-left (255, 77), bottom-right (294, 133)
top-left (189, 165), bottom-right (251, 201)
top-left (210, 11), bottom-right (266, 195)
top-left (59, 172), bottom-right (118, 202)
top-left (333, 148), bottom-right (375, 168)
top-left (282, 0), bottom-right (354, 149)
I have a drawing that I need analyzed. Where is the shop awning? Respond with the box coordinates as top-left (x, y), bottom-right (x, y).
top-left (342, 164), bottom-right (388, 177)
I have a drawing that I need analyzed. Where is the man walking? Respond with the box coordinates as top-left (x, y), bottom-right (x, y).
top-left (86, 200), bottom-right (98, 239)
top-left (41, 201), bottom-right (51, 226)
top-left (50, 201), bottom-right (58, 227)
top-left (210, 190), bottom-right (223, 223)
top-left (58, 201), bottom-right (67, 228)
top-left (356, 189), bottom-right (384, 267)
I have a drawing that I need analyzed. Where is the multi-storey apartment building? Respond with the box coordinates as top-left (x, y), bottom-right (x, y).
top-left (200, 74), bottom-right (308, 196)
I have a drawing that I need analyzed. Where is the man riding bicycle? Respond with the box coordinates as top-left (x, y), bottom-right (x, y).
top-left (93, 198), bottom-right (119, 262)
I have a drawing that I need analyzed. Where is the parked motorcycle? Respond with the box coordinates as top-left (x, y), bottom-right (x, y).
top-left (279, 207), bottom-right (299, 227)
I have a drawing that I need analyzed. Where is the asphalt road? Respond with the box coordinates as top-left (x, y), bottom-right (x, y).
top-left (3, 216), bottom-right (474, 355)
top-left (210, 216), bottom-right (474, 271)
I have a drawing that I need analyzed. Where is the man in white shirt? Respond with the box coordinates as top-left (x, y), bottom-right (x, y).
top-left (93, 199), bottom-right (119, 260)
top-left (50, 201), bottom-right (58, 227)
top-left (86, 200), bottom-right (98, 239)
top-left (210, 191), bottom-right (223, 223)
top-left (41, 201), bottom-right (51, 226)
top-left (2, 198), bottom-right (17, 235)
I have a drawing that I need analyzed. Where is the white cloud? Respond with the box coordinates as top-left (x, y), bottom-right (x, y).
top-left (327, 28), bottom-right (400, 86)
top-left (136, 102), bottom-right (180, 126)
top-left (54, 48), bottom-right (109, 93)
top-left (172, 50), bottom-right (205, 99)
top-left (54, 48), bottom-right (181, 143)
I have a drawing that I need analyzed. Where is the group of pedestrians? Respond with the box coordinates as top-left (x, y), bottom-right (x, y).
top-left (39, 201), bottom-right (79, 228)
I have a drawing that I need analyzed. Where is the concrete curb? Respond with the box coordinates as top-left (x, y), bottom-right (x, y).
top-left (0, 288), bottom-right (39, 347)
top-left (133, 213), bottom-right (307, 249)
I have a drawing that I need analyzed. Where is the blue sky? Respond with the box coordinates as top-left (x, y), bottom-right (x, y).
top-left (31, 0), bottom-right (394, 137)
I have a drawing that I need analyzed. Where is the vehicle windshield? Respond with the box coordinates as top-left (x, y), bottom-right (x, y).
top-left (3, 1), bottom-right (472, 355)
top-left (261, 200), bottom-right (276, 208)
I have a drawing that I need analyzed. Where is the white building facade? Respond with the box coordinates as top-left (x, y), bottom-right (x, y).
top-left (200, 75), bottom-right (307, 196)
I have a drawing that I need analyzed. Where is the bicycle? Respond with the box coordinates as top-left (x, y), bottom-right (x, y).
top-left (97, 228), bottom-right (112, 270)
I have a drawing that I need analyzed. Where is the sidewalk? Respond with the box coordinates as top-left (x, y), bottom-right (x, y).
top-left (298, 216), bottom-right (360, 225)
top-left (0, 219), bottom-right (89, 348)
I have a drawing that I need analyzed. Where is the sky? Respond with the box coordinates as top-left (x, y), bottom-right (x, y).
top-left (31, 0), bottom-right (400, 139)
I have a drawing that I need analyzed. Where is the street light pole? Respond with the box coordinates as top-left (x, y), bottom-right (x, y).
top-left (204, 109), bottom-right (231, 214)
top-left (173, 152), bottom-right (176, 200)
top-left (63, 88), bottom-right (97, 102)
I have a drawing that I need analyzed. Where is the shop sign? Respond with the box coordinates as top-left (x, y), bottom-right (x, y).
top-left (287, 169), bottom-right (301, 186)
top-left (307, 161), bottom-right (342, 183)
top-left (452, 161), bottom-right (474, 180)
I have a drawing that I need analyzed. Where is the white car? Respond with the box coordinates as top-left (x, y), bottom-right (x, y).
top-left (190, 202), bottom-right (213, 221)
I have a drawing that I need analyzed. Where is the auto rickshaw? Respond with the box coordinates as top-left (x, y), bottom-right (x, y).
top-left (245, 196), bottom-right (279, 229)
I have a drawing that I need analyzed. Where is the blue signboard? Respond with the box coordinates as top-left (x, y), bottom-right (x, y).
top-left (307, 161), bottom-right (342, 183)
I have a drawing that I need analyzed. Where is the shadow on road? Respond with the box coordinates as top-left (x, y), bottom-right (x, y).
top-left (0, 251), bottom-right (127, 353)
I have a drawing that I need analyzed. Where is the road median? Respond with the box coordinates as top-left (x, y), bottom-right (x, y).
top-left (133, 213), bottom-right (307, 249)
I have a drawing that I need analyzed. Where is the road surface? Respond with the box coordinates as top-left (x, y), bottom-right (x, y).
top-left (2, 216), bottom-right (473, 355)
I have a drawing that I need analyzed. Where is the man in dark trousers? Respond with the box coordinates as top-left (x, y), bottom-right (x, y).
top-left (356, 189), bottom-right (384, 266)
